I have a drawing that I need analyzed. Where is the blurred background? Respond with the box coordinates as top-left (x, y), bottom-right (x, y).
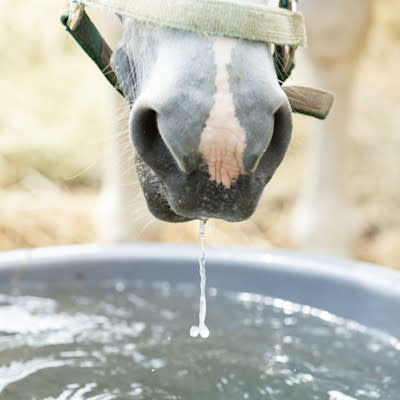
top-left (0, 0), bottom-right (399, 268)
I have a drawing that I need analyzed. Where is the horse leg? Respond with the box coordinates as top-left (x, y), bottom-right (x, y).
top-left (291, 0), bottom-right (373, 255)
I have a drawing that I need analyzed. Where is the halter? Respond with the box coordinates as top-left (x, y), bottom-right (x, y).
top-left (274, 0), bottom-right (297, 82)
top-left (61, 0), bottom-right (333, 119)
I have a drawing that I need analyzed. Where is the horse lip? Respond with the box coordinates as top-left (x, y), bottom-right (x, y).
top-left (135, 135), bottom-right (286, 222)
top-left (159, 169), bottom-right (263, 222)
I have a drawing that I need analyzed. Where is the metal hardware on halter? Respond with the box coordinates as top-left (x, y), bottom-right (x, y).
top-left (67, 2), bottom-right (85, 31)
top-left (274, 0), bottom-right (298, 83)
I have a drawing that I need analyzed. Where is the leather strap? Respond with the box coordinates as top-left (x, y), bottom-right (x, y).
top-left (61, 6), bottom-right (122, 94)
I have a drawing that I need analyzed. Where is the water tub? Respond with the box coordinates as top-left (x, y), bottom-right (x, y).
top-left (0, 243), bottom-right (399, 339)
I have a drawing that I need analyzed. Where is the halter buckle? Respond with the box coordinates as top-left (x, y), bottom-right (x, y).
top-left (275, 0), bottom-right (298, 83)
top-left (67, 2), bottom-right (85, 31)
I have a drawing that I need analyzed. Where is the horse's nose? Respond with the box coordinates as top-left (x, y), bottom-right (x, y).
top-left (130, 95), bottom-right (292, 187)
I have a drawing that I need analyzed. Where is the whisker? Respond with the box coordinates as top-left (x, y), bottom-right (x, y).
top-left (64, 161), bottom-right (98, 181)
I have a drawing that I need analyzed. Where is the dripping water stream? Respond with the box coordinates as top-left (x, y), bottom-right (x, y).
top-left (189, 219), bottom-right (210, 339)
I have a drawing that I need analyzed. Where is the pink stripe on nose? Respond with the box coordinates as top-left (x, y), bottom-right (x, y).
top-left (199, 38), bottom-right (246, 188)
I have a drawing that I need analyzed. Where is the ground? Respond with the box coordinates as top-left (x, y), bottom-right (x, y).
top-left (0, 0), bottom-right (399, 268)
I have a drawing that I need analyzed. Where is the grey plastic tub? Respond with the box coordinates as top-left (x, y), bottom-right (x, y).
top-left (0, 244), bottom-right (399, 339)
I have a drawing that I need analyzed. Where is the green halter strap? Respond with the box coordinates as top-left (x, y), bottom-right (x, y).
top-left (60, 5), bottom-right (123, 95)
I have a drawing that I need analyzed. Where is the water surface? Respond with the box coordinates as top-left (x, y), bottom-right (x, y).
top-left (0, 280), bottom-right (399, 399)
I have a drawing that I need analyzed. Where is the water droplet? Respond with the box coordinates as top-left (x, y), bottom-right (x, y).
top-left (115, 281), bottom-right (126, 292)
top-left (190, 325), bottom-right (200, 338)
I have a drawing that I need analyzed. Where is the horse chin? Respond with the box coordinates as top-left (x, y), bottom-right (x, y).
top-left (135, 158), bottom-right (192, 222)
top-left (135, 155), bottom-right (267, 223)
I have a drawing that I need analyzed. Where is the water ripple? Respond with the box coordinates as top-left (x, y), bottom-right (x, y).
top-left (0, 358), bottom-right (72, 394)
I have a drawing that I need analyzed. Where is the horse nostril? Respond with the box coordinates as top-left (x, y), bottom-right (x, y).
top-left (253, 100), bottom-right (292, 174)
top-left (271, 100), bottom-right (293, 159)
top-left (130, 102), bottom-right (201, 175)
top-left (131, 107), bottom-right (160, 156)
top-left (242, 100), bottom-right (292, 174)
top-left (130, 106), bottom-right (174, 174)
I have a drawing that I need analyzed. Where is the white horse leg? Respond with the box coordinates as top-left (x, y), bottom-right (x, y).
top-left (96, 91), bottom-right (159, 242)
top-left (291, 0), bottom-right (373, 255)
top-left (93, 12), bottom-right (160, 242)
top-left (292, 70), bottom-right (357, 255)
